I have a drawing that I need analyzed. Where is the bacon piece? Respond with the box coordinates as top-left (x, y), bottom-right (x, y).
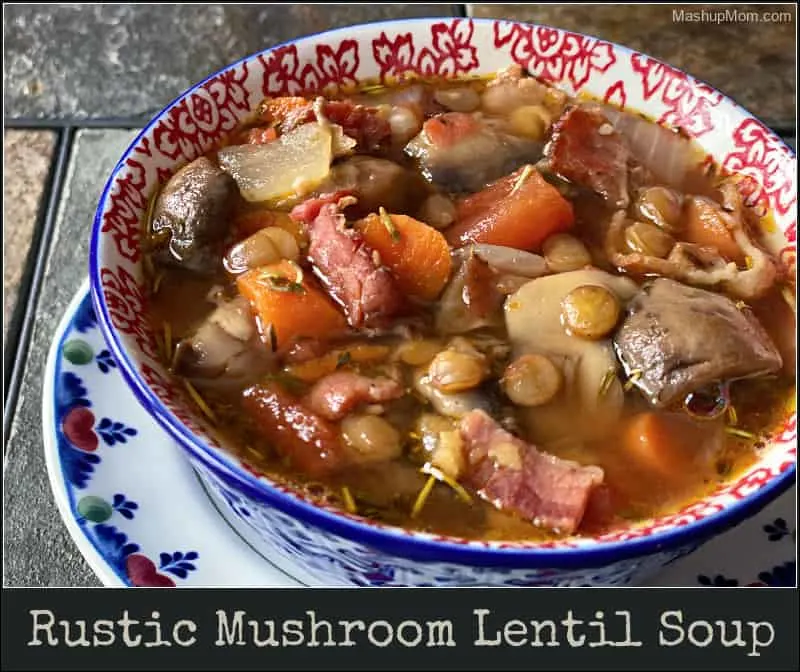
top-left (293, 200), bottom-right (405, 328)
top-left (305, 372), bottom-right (403, 421)
top-left (289, 191), bottom-right (353, 223)
top-left (458, 410), bottom-right (604, 534)
top-left (545, 105), bottom-right (632, 208)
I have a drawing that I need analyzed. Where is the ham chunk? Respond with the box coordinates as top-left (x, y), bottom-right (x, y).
top-left (458, 410), bottom-right (604, 534)
top-left (305, 372), bottom-right (404, 421)
top-left (292, 199), bottom-right (404, 328)
top-left (242, 383), bottom-right (348, 477)
top-left (289, 191), bottom-right (350, 222)
top-left (545, 106), bottom-right (631, 208)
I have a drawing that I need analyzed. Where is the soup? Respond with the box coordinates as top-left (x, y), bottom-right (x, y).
top-left (143, 65), bottom-right (796, 542)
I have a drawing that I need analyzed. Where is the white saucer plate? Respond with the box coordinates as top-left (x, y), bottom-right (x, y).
top-left (43, 280), bottom-right (796, 588)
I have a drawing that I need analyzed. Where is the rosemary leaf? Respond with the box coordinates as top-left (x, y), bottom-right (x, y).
top-left (183, 380), bottom-right (216, 423)
top-left (163, 322), bottom-right (173, 360)
top-left (623, 369), bottom-right (643, 392)
top-left (598, 368), bottom-right (617, 400)
top-left (725, 426), bottom-right (757, 441)
top-left (379, 206), bottom-right (401, 242)
top-left (411, 475), bottom-right (437, 519)
top-left (511, 164), bottom-right (534, 194)
top-left (336, 351), bottom-right (352, 370)
top-left (422, 464), bottom-right (472, 504)
top-left (341, 487), bottom-right (357, 514)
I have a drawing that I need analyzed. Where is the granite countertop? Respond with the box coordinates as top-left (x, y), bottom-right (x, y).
top-left (3, 131), bottom-right (55, 347)
top-left (469, 3), bottom-right (797, 130)
top-left (2, 3), bottom-right (796, 588)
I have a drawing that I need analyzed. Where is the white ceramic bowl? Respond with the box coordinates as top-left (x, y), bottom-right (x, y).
top-left (90, 18), bottom-right (797, 586)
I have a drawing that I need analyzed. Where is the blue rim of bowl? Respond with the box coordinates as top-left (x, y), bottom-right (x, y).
top-left (89, 17), bottom-right (797, 570)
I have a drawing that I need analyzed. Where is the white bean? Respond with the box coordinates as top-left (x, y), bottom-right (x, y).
top-left (341, 414), bottom-right (402, 463)
top-left (636, 186), bottom-right (683, 232)
top-left (502, 354), bottom-right (563, 407)
top-left (542, 234), bottom-right (592, 273)
top-left (509, 105), bottom-right (551, 141)
top-left (224, 226), bottom-right (299, 274)
top-left (624, 221), bottom-right (676, 258)
top-left (388, 105), bottom-right (422, 145)
top-left (395, 339), bottom-right (444, 366)
top-left (434, 87), bottom-right (480, 113)
top-left (428, 349), bottom-right (487, 393)
top-left (431, 429), bottom-right (465, 479)
top-left (417, 193), bottom-right (456, 230)
top-left (262, 227), bottom-right (300, 260)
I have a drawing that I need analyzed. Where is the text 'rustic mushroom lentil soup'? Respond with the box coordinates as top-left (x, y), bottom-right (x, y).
top-left (143, 65), bottom-right (796, 542)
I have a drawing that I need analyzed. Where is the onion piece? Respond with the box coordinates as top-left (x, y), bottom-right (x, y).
top-left (218, 122), bottom-right (333, 203)
top-left (330, 124), bottom-right (357, 157)
top-left (472, 244), bottom-right (549, 278)
top-left (598, 105), bottom-right (705, 191)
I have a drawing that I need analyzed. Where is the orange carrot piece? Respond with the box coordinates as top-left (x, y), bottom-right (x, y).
top-left (358, 212), bottom-right (452, 301)
top-left (237, 260), bottom-right (347, 349)
top-left (683, 196), bottom-right (744, 263)
top-left (242, 382), bottom-right (347, 477)
top-left (258, 96), bottom-right (312, 130)
top-left (447, 166), bottom-right (575, 251)
top-left (622, 412), bottom-right (705, 481)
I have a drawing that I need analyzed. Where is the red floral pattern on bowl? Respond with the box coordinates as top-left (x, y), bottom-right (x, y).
top-left (89, 19), bottom-right (796, 584)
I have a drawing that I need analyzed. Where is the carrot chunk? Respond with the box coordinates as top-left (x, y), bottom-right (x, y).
top-left (242, 382), bottom-right (347, 477)
top-left (237, 260), bottom-right (347, 350)
top-left (357, 212), bottom-right (452, 301)
top-left (622, 412), bottom-right (709, 481)
top-left (446, 166), bottom-right (575, 251)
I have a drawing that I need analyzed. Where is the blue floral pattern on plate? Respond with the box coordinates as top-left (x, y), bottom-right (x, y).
top-left (49, 290), bottom-right (200, 587)
top-left (44, 283), bottom-right (797, 587)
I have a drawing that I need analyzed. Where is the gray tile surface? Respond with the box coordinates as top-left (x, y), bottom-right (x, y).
top-left (4, 3), bottom-right (458, 120)
top-left (3, 129), bottom-right (137, 587)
